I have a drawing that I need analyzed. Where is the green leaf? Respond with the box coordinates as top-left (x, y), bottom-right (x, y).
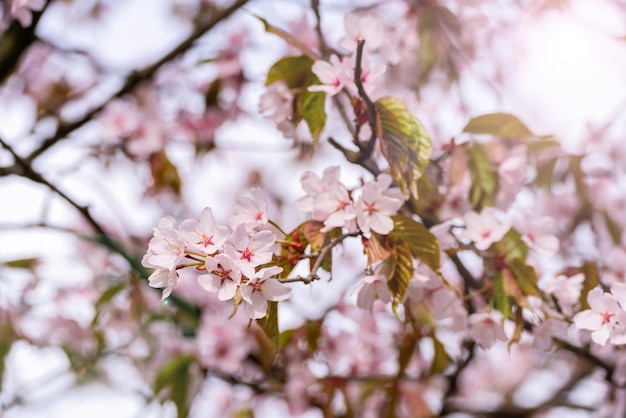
top-left (3, 257), bottom-right (39, 269)
top-left (508, 258), bottom-right (540, 297)
top-left (385, 242), bottom-right (413, 303)
top-left (154, 354), bottom-right (196, 418)
top-left (95, 282), bottom-right (126, 309)
top-left (265, 55), bottom-right (314, 88)
top-left (467, 142), bottom-right (496, 210)
top-left (257, 300), bottom-right (279, 354)
top-left (265, 55), bottom-right (326, 144)
top-left (300, 75), bottom-right (326, 145)
top-left (463, 113), bottom-right (534, 138)
top-left (493, 271), bottom-right (511, 319)
top-left (375, 96), bottom-right (432, 200)
top-left (430, 335), bottom-right (451, 375)
top-left (390, 215), bottom-right (440, 272)
top-left (494, 228), bottom-right (526, 262)
top-left (397, 332), bottom-right (417, 376)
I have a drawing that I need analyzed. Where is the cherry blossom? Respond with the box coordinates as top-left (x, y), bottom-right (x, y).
top-left (198, 254), bottom-right (242, 301)
top-left (142, 216), bottom-right (186, 272)
top-left (573, 287), bottom-right (622, 345)
top-left (147, 268), bottom-right (179, 301)
top-left (239, 266), bottom-right (290, 319)
top-left (224, 224), bottom-right (276, 277)
top-left (179, 207), bottom-right (229, 255)
top-left (458, 207), bottom-right (511, 251)
top-left (519, 216), bottom-right (560, 257)
top-left (344, 51), bottom-right (387, 97)
top-left (355, 173), bottom-right (404, 235)
top-left (468, 311), bottom-right (508, 349)
top-left (230, 188), bottom-right (270, 233)
top-left (308, 55), bottom-right (348, 96)
top-left (352, 274), bottom-right (392, 310)
top-left (337, 13), bottom-right (387, 52)
top-left (10, 0), bottom-right (45, 27)
top-left (542, 273), bottom-right (583, 315)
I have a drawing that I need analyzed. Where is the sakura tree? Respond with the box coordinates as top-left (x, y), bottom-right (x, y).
top-left (1, 0), bottom-right (626, 417)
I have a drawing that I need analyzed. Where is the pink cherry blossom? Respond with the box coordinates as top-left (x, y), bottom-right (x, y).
top-left (468, 311), bottom-right (508, 349)
top-left (198, 253), bottom-right (242, 301)
top-left (224, 224), bottom-right (276, 277)
top-left (259, 80), bottom-right (294, 129)
top-left (197, 311), bottom-right (256, 374)
top-left (179, 207), bottom-right (229, 255)
top-left (520, 217), bottom-right (560, 257)
top-left (10, 0), bottom-right (45, 27)
top-left (337, 14), bottom-right (386, 52)
top-left (142, 216), bottom-right (186, 271)
top-left (355, 173), bottom-right (404, 235)
top-left (573, 287), bottom-right (621, 345)
top-left (147, 268), bottom-right (179, 301)
top-left (308, 55), bottom-right (347, 96)
top-left (230, 188), bottom-right (269, 233)
top-left (344, 51), bottom-right (387, 97)
top-left (458, 207), bottom-right (511, 251)
top-left (296, 165), bottom-right (343, 222)
top-left (542, 273), bottom-right (583, 315)
top-left (352, 274), bottom-right (392, 310)
top-left (240, 266), bottom-right (290, 319)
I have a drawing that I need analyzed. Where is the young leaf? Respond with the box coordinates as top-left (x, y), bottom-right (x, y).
top-left (495, 228), bottom-right (528, 262)
top-left (430, 335), bottom-right (451, 375)
top-left (3, 257), bottom-right (39, 269)
top-left (463, 112), bottom-right (533, 138)
top-left (386, 242), bottom-right (413, 303)
top-left (154, 354), bottom-right (196, 418)
top-left (265, 56), bottom-right (326, 144)
top-left (390, 215), bottom-right (440, 272)
top-left (299, 74), bottom-right (326, 145)
top-left (375, 96), bottom-right (432, 200)
top-left (265, 55), bottom-right (314, 88)
top-left (508, 258), bottom-right (540, 297)
top-left (467, 142), bottom-right (496, 210)
top-left (493, 271), bottom-right (511, 319)
top-left (257, 300), bottom-right (279, 354)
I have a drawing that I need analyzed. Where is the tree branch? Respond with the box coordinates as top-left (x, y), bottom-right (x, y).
top-left (24, 0), bottom-right (250, 164)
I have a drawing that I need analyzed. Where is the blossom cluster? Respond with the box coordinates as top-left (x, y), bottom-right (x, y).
top-left (296, 166), bottom-right (404, 235)
top-left (141, 191), bottom-right (291, 319)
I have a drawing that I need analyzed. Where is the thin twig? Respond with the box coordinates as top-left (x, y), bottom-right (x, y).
top-left (279, 232), bottom-right (359, 284)
top-left (353, 39), bottom-right (378, 160)
top-left (24, 0), bottom-right (250, 164)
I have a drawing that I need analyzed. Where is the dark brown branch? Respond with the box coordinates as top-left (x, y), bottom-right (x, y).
top-left (0, 137), bottom-right (106, 235)
top-left (310, 0), bottom-right (328, 59)
top-left (25, 0), bottom-right (250, 163)
top-left (353, 39), bottom-right (377, 160)
top-left (279, 232), bottom-right (359, 284)
top-left (0, 1), bottom-right (51, 83)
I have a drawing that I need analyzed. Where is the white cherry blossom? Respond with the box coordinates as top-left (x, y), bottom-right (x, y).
top-left (458, 207), bottom-right (510, 251)
top-left (179, 207), bottom-right (229, 255)
top-left (198, 254), bottom-right (242, 301)
top-left (352, 274), bottom-right (392, 310)
top-left (468, 311), bottom-right (508, 349)
top-left (240, 266), bottom-right (290, 319)
top-left (355, 173), bottom-right (403, 235)
top-left (224, 224), bottom-right (276, 277)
